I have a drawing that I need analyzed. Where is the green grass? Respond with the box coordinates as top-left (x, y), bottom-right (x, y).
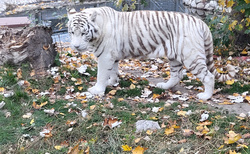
top-left (0, 50), bottom-right (249, 154)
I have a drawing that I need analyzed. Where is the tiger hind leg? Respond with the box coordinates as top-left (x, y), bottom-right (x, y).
top-left (108, 61), bottom-right (119, 86)
top-left (157, 60), bottom-right (183, 89)
top-left (185, 56), bottom-right (214, 100)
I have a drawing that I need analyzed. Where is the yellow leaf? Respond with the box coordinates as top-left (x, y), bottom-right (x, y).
top-left (177, 111), bottom-right (187, 117)
top-left (245, 96), bottom-right (250, 101)
top-left (118, 98), bottom-right (124, 102)
top-left (229, 150), bottom-right (237, 154)
top-left (81, 54), bottom-right (88, 59)
top-left (81, 100), bottom-right (87, 104)
top-left (90, 105), bottom-right (96, 110)
top-left (32, 101), bottom-right (47, 109)
top-left (218, 145), bottom-right (224, 150)
top-left (17, 68), bottom-right (22, 79)
top-left (237, 144), bottom-right (248, 149)
top-left (149, 116), bottom-right (158, 120)
top-left (130, 84), bottom-right (136, 89)
top-left (75, 78), bottom-right (82, 85)
top-left (152, 93), bottom-right (160, 99)
top-left (78, 87), bottom-right (83, 91)
top-left (30, 70), bottom-right (35, 77)
top-left (131, 112), bottom-right (136, 116)
top-left (220, 16), bottom-right (227, 23)
top-left (226, 79), bottom-right (234, 85)
top-left (224, 131), bottom-right (242, 144)
top-left (226, 0), bottom-right (234, 7)
top-left (228, 20), bottom-right (238, 31)
top-left (218, 101), bottom-right (234, 105)
top-left (196, 125), bottom-right (204, 131)
top-left (158, 107), bottom-right (164, 112)
top-left (165, 127), bottom-right (175, 135)
top-left (179, 147), bottom-right (184, 153)
top-left (199, 121), bottom-right (213, 126)
top-left (30, 118), bottom-right (35, 125)
top-left (241, 49), bottom-right (248, 55)
top-left (172, 125), bottom-right (180, 129)
top-left (245, 0), bottom-right (250, 4)
top-left (146, 130), bottom-right (153, 135)
top-left (134, 138), bottom-right (141, 143)
top-left (218, 0), bottom-right (226, 6)
top-left (108, 90), bottom-right (117, 95)
top-left (0, 87), bottom-right (4, 92)
top-left (132, 146), bottom-right (148, 154)
top-left (54, 145), bottom-right (63, 150)
top-left (122, 145), bottom-right (132, 151)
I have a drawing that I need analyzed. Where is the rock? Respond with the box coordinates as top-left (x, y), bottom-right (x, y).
top-left (183, 0), bottom-right (191, 5)
top-left (197, 9), bottom-right (205, 16)
top-left (209, 1), bottom-right (218, 8)
top-left (204, 3), bottom-right (214, 11)
top-left (197, 2), bottom-right (205, 9)
top-left (191, 1), bottom-right (197, 8)
top-left (195, 0), bottom-right (202, 3)
top-left (135, 120), bottom-right (161, 133)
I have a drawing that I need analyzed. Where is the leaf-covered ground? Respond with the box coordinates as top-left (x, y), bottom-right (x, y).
top-left (0, 45), bottom-right (249, 154)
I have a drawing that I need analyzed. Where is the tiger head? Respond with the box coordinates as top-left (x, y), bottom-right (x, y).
top-left (67, 8), bottom-right (100, 52)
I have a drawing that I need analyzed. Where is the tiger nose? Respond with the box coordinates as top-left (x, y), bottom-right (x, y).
top-left (74, 45), bottom-right (80, 49)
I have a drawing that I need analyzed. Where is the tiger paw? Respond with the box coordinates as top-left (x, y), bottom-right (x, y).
top-left (88, 86), bottom-right (105, 96)
top-left (108, 77), bottom-right (119, 86)
top-left (197, 92), bottom-right (212, 100)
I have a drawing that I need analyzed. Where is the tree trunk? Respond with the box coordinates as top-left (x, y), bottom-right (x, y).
top-left (0, 26), bottom-right (56, 76)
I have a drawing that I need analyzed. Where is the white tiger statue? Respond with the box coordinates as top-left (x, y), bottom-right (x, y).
top-left (67, 6), bottom-right (235, 100)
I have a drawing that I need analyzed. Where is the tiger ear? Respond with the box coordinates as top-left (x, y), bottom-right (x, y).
top-left (90, 11), bottom-right (97, 22)
top-left (67, 8), bottom-right (77, 21)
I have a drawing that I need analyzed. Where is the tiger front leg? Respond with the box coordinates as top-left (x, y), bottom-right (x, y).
top-left (88, 54), bottom-right (115, 95)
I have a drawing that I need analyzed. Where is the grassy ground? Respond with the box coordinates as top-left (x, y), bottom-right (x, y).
top-left (0, 46), bottom-right (249, 154)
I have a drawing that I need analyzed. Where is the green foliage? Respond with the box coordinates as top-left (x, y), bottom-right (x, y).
top-left (205, 0), bottom-right (250, 55)
top-left (221, 81), bottom-right (250, 94)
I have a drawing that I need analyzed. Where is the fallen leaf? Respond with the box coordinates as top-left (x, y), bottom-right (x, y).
top-left (90, 105), bottom-right (96, 110)
top-left (122, 145), bottom-right (132, 151)
top-left (178, 139), bottom-right (187, 144)
top-left (103, 117), bottom-right (122, 129)
top-left (218, 145), bottom-right (224, 150)
top-left (135, 138), bottom-right (141, 143)
top-left (242, 133), bottom-right (250, 139)
top-left (229, 150), bottom-right (237, 154)
top-left (108, 90), bottom-right (117, 95)
top-left (224, 131), bottom-right (242, 144)
top-left (177, 111), bottom-right (187, 117)
top-left (218, 101), bottom-right (234, 105)
top-left (132, 146), bottom-right (148, 154)
top-left (226, 79), bottom-right (234, 85)
top-left (17, 68), bottom-right (22, 79)
top-left (165, 127), bottom-right (175, 136)
top-left (32, 101), bottom-right (48, 109)
top-left (130, 84), bottom-right (136, 89)
top-left (183, 129), bottom-right (194, 137)
top-left (0, 87), bottom-right (4, 92)
top-left (146, 130), bottom-right (153, 135)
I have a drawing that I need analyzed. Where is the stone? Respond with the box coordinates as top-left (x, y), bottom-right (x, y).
top-left (135, 120), bottom-right (161, 133)
top-left (197, 9), bottom-right (205, 16)
top-left (197, 2), bottom-right (205, 9)
top-left (195, 0), bottom-right (202, 3)
top-left (191, 1), bottom-right (197, 8)
top-left (209, 0), bottom-right (218, 8)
